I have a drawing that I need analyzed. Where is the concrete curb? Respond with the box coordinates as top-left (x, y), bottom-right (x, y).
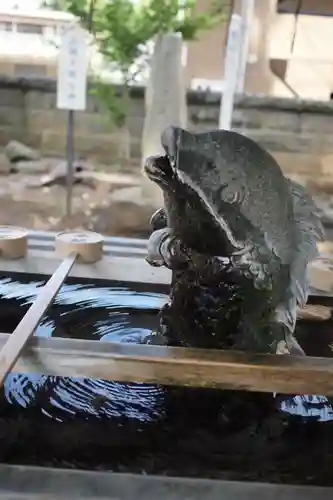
top-left (0, 464), bottom-right (331, 500)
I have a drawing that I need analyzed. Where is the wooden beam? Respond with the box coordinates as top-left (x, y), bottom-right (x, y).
top-left (297, 304), bottom-right (331, 321)
top-left (27, 229), bottom-right (147, 248)
top-left (3, 333), bottom-right (333, 396)
top-left (0, 249), bottom-right (171, 285)
top-left (28, 238), bottom-right (147, 259)
top-left (0, 248), bottom-right (332, 293)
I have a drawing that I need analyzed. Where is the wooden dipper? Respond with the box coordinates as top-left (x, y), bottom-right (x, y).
top-left (0, 226), bottom-right (28, 259)
top-left (55, 231), bottom-right (104, 263)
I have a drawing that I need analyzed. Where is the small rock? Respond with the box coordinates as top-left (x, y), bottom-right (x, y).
top-left (5, 140), bottom-right (40, 163)
top-left (13, 159), bottom-right (51, 174)
top-left (308, 178), bottom-right (333, 196)
top-left (320, 154), bottom-right (333, 176)
top-left (0, 153), bottom-right (12, 174)
top-left (311, 194), bottom-right (333, 228)
top-left (322, 210), bottom-right (333, 225)
top-left (77, 171), bottom-right (139, 190)
top-left (33, 160), bottom-right (89, 188)
top-left (109, 186), bottom-right (146, 205)
top-left (93, 201), bottom-right (154, 237)
top-left (286, 173), bottom-right (309, 187)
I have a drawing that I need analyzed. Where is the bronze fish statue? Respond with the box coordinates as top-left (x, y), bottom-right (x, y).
top-left (144, 126), bottom-right (324, 354)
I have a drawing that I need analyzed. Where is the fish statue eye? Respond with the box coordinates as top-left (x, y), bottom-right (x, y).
top-left (221, 185), bottom-right (243, 206)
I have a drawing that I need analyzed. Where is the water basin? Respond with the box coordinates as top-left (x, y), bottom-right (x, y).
top-left (0, 274), bottom-right (333, 486)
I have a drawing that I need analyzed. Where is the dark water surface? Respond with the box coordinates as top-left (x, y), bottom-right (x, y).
top-left (1, 275), bottom-right (333, 485)
top-left (0, 275), bottom-right (167, 422)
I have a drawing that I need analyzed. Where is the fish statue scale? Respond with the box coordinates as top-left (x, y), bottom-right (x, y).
top-left (144, 126), bottom-right (324, 354)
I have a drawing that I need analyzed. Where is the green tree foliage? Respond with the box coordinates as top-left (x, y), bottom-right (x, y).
top-left (44, 0), bottom-right (228, 126)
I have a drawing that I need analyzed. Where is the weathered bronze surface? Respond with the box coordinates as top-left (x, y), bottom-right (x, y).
top-left (144, 127), bottom-right (324, 355)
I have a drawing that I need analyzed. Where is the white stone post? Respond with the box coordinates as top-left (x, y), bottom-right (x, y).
top-left (218, 13), bottom-right (243, 130)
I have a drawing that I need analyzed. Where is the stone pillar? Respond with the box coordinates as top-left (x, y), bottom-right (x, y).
top-left (141, 33), bottom-right (187, 208)
top-left (185, 0), bottom-right (229, 84)
top-left (243, 0), bottom-right (278, 95)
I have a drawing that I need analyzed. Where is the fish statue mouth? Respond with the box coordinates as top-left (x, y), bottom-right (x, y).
top-left (144, 153), bottom-right (247, 259)
top-left (144, 155), bottom-right (175, 187)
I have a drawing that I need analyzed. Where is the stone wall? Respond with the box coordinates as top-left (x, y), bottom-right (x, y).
top-left (0, 75), bottom-right (333, 181)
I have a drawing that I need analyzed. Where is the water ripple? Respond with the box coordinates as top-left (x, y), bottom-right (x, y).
top-left (1, 276), bottom-right (333, 423)
top-left (1, 277), bottom-right (167, 423)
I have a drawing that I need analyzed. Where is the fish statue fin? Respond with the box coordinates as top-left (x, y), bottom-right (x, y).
top-left (288, 179), bottom-right (325, 309)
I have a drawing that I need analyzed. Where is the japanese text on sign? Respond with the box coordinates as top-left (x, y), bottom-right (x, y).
top-left (56, 24), bottom-right (88, 111)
